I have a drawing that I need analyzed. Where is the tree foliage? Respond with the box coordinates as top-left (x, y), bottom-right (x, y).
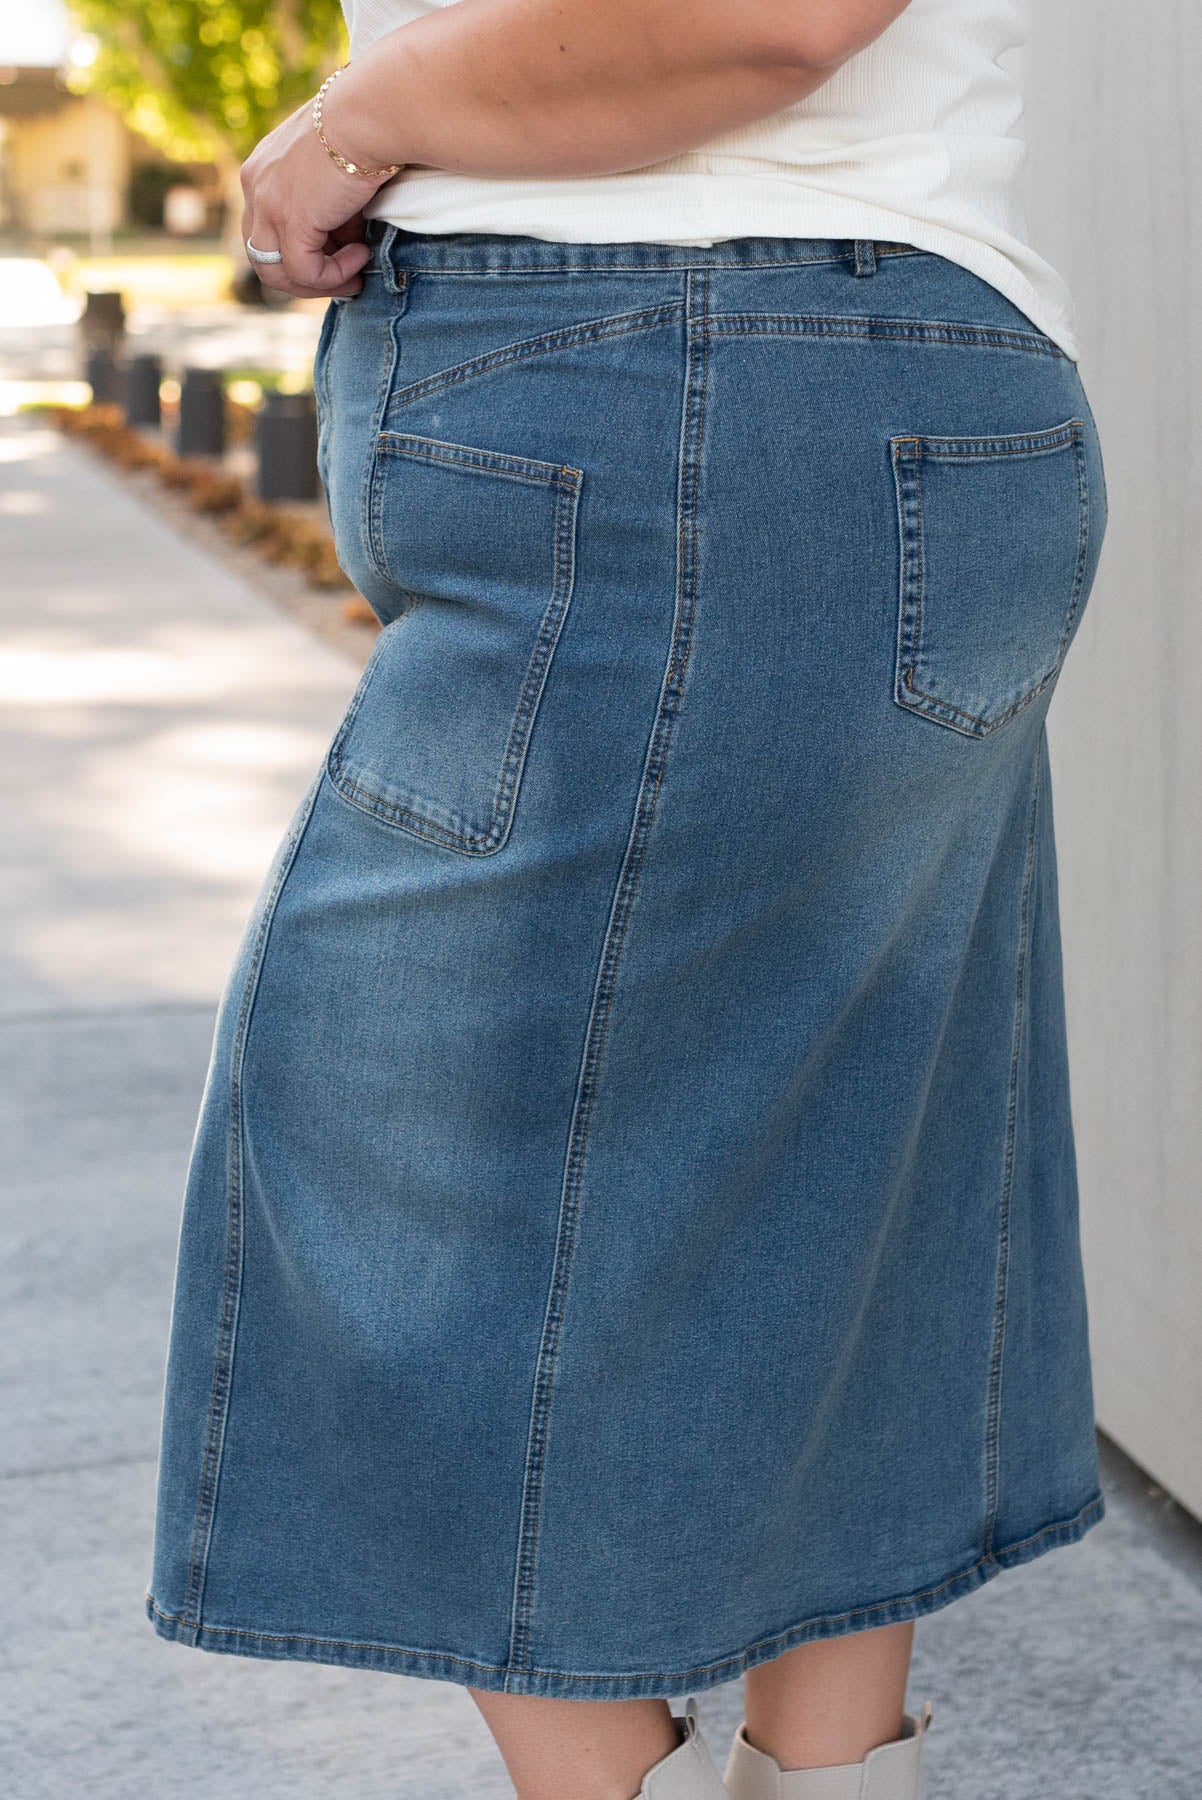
top-left (64, 1), bottom-right (349, 169)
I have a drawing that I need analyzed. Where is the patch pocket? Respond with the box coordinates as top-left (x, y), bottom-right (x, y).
top-left (890, 418), bottom-right (1090, 738)
top-left (327, 433), bottom-right (583, 855)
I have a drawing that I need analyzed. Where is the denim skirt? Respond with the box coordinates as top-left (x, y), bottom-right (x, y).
top-left (145, 221), bottom-right (1110, 1699)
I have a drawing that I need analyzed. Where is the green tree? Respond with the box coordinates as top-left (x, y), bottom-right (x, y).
top-left (65, 1), bottom-right (349, 240)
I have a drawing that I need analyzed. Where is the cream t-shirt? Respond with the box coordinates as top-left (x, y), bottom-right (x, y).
top-left (341, 0), bottom-right (1081, 361)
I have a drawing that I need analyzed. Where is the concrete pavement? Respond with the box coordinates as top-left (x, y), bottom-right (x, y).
top-left (1, 414), bottom-right (1199, 1797)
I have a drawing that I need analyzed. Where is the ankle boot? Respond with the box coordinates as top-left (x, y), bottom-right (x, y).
top-left (637, 1697), bottom-right (730, 1798)
top-left (723, 1701), bottom-right (934, 1800)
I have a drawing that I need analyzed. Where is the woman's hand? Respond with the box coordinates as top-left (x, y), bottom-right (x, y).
top-left (237, 0), bottom-right (915, 298)
top-left (238, 98), bottom-right (383, 300)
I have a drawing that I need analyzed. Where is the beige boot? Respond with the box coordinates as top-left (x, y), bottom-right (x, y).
top-left (723, 1702), bottom-right (934, 1800)
top-left (637, 1697), bottom-right (731, 1798)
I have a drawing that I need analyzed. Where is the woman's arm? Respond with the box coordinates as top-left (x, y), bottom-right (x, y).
top-left (327, 0), bottom-right (914, 180)
top-left (240, 0), bottom-right (912, 297)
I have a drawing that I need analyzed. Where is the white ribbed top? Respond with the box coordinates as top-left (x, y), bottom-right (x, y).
top-left (342, 0), bottom-right (1079, 361)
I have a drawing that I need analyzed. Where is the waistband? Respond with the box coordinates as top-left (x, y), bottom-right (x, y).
top-left (362, 217), bottom-right (922, 277)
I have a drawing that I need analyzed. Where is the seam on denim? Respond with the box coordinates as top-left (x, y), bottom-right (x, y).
top-left (482, 472), bottom-right (581, 853)
top-left (325, 617), bottom-right (400, 804)
top-left (899, 420), bottom-right (1084, 461)
top-left (384, 301), bottom-right (684, 417)
top-left (707, 314), bottom-right (1066, 358)
top-left (313, 298), bottom-right (342, 415)
top-left (389, 246), bottom-right (927, 276)
top-left (892, 435), bottom-right (919, 730)
top-left (314, 299), bottom-right (344, 495)
top-left (329, 465), bottom-right (582, 854)
top-left (901, 665), bottom-right (1056, 738)
top-left (1074, 378), bottom-right (1109, 527)
top-left (146, 1594), bottom-right (506, 1675)
top-left (1052, 429), bottom-right (1091, 664)
top-left (504, 273), bottom-right (705, 1683)
top-left (981, 731), bottom-right (1045, 1558)
top-left (179, 766), bottom-right (326, 1641)
top-left (321, 299), bottom-right (344, 412)
top-left (377, 433), bottom-right (578, 487)
top-left (915, 438), bottom-right (927, 703)
top-left (891, 421), bottom-right (1087, 736)
top-left (145, 1491), bottom-right (1105, 1687)
top-left (362, 271), bottom-right (410, 582)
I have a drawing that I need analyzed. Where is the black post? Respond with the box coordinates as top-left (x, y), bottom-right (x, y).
top-left (85, 347), bottom-right (122, 406)
top-left (177, 367), bottom-right (226, 457)
top-left (256, 390), bottom-right (319, 501)
top-left (124, 353), bottom-right (163, 428)
top-left (79, 290), bottom-right (125, 360)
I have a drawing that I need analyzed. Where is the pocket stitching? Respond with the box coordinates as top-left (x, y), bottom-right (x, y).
top-left (896, 419), bottom-right (1084, 461)
top-left (1053, 427), bottom-right (1091, 668)
top-left (891, 418), bottom-right (1089, 738)
top-left (360, 271), bottom-right (412, 586)
top-left (369, 430), bottom-right (580, 589)
top-left (313, 299), bottom-right (344, 491)
top-left (314, 298), bottom-right (343, 410)
top-left (379, 431), bottom-right (577, 489)
top-left (381, 300), bottom-right (684, 420)
top-left (709, 314), bottom-right (1068, 359)
top-left (327, 459), bottom-right (583, 855)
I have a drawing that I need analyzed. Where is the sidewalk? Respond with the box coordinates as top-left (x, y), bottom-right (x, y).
top-left (1, 414), bottom-right (1199, 1798)
top-left (0, 253), bottom-right (324, 387)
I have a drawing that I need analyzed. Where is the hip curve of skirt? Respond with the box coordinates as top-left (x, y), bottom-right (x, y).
top-left (144, 220), bottom-right (1110, 1700)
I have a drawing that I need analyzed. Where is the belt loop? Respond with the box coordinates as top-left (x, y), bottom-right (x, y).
top-left (373, 220), bottom-right (402, 294)
top-left (852, 239), bottom-right (878, 278)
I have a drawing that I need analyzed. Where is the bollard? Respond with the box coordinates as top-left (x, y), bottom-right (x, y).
top-left (177, 367), bottom-right (226, 457)
top-left (79, 290), bottom-right (125, 358)
top-left (85, 347), bottom-right (122, 406)
top-left (256, 389), bottom-right (319, 501)
top-left (124, 353), bottom-right (163, 428)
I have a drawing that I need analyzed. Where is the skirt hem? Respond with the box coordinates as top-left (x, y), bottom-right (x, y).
top-left (144, 1489), bottom-right (1105, 1699)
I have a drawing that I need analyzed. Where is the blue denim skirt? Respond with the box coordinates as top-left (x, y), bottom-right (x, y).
top-left (145, 222), bottom-right (1109, 1699)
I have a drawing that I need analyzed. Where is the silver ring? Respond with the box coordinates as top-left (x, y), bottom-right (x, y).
top-left (246, 237), bottom-right (283, 265)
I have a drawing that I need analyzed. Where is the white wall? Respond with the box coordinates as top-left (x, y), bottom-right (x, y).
top-left (1019, 4), bottom-right (1202, 1516)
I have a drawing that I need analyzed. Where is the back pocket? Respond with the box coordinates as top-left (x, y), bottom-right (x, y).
top-left (889, 417), bottom-right (1091, 739)
top-left (327, 433), bottom-right (583, 854)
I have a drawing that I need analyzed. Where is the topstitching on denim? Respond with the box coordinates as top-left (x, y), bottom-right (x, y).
top-left (328, 451), bottom-right (583, 855)
top-left (890, 420), bottom-right (1091, 736)
top-left (382, 299), bottom-right (686, 418)
top-left (372, 232), bottom-right (928, 274)
top-left (146, 1490), bottom-right (1105, 1693)
top-left (360, 267), bottom-right (411, 584)
top-left (178, 764), bottom-right (328, 1637)
top-left (503, 267), bottom-right (713, 1684)
top-left (981, 726), bottom-right (1046, 1557)
top-left (706, 313), bottom-right (1066, 358)
top-left (378, 303), bottom-right (1063, 438)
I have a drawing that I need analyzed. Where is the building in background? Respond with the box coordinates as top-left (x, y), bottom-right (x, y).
top-left (0, 5), bottom-right (219, 246)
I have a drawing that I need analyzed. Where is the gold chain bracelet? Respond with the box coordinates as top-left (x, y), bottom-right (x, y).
top-left (312, 63), bottom-right (405, 181)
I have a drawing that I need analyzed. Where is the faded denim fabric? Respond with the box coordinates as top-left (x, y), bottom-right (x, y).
top-left (145, 223), bottom-right (1109, 1700)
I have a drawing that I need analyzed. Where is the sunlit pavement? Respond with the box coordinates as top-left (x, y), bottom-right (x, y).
top-left (1, 414), bottom-right (1200, 1798)
top-left (0, 254), bottom-right (324, 397)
